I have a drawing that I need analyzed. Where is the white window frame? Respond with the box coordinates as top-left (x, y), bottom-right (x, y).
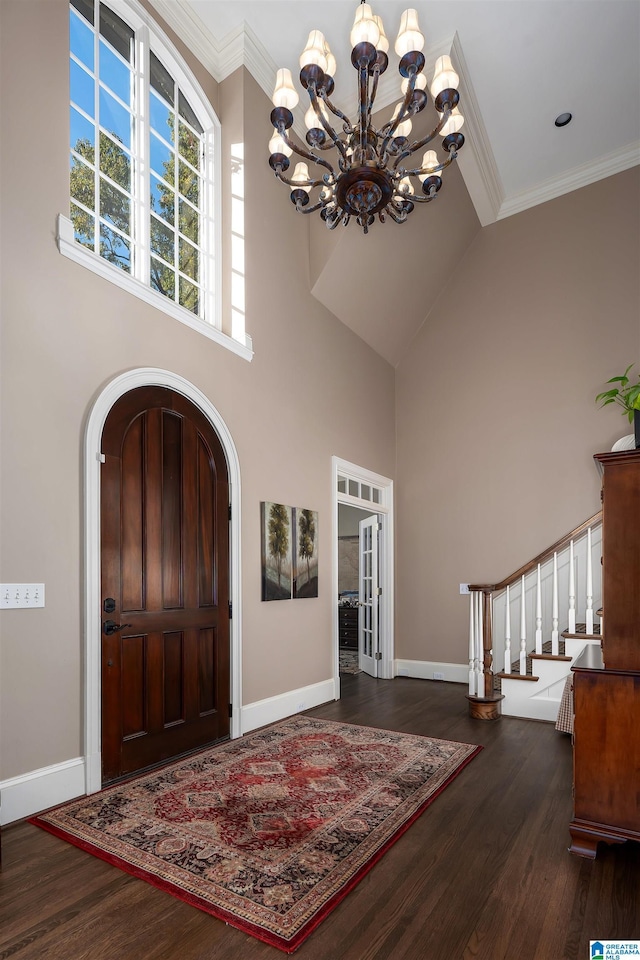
top-left (61, 0), bottom-right (253, 362)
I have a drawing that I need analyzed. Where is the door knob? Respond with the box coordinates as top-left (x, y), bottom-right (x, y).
top-left (103, 620), bottom-right (132, 636)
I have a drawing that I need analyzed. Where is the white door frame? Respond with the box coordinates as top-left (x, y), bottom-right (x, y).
top-left (332, 457), bottom-right (394, 698)
top-left (83, 368), bottom-right (243, 795)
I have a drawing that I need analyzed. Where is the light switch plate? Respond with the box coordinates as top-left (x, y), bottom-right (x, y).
top-left (1, 584), bottom-right (45, 608)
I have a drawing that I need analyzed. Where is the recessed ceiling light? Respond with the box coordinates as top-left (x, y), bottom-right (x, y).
top-left (555, 112), bottom-right (572, 127)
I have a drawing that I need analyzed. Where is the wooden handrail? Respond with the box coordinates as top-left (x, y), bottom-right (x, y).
top-left (468, 510), bottom-right (603, 594)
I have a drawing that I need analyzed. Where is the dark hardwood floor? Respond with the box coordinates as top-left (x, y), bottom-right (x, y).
top-left (1, 674), bottom-right (638, 960)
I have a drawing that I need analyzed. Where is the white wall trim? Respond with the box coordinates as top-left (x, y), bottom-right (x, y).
top-left (84, 368), bottom-right (243, 796)
top-left (57, 216), bottom-right (253, 361)
top-left (0, 758), bottom-right (86, 826)
top-left (395, 659), bottom-right (469, 684)
top-left (241, 680), bottom-right (335, 734)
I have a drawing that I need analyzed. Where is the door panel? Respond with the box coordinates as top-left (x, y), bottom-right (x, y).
top-left (101, 386), bottom-right (230, 783)
top-left (359, 515), bottom-right (379, 678)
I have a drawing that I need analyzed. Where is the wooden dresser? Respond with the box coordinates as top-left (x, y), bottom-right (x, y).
top-left (338, 606), bottom-right (358, 649)
top-left (569, 450), bottom-right (640, 857)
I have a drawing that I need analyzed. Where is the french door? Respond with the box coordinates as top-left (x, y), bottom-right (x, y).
top-left (359, 514), bottom-right (380, 678)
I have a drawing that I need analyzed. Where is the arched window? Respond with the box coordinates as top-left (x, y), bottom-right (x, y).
top-left (61, 0), bottom-right (251, 357)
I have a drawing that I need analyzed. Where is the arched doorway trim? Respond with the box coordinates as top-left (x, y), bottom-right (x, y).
top-left (84, 368), bottom-right (242, 794)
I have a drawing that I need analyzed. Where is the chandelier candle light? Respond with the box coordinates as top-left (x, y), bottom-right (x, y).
top-left (268, 2), bottom-right (464, 233)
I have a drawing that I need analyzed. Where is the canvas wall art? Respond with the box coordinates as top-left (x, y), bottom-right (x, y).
top-left (293, 507), bottom-right (318, 599)
top-left (261, 502), bottom-right (293, 601)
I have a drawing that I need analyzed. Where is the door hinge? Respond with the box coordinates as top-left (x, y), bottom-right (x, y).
top-left (375, 652), bottom-right (383, 660)
top-left (229, 702), bottom-right (233, 718)
top-left (376, 586), bottom-right (382, 596)
top-left (377, 522), bottom-right (382, 531)
top-left (228, 503), bottom-right (232, 521)
top-left (229, 601), bottom-right (232, 619)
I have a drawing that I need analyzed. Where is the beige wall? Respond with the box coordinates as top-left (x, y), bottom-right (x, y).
top-left (0, 0), bottom-right (395, 780)
top-left (395, 167), bottom-right (640, 664)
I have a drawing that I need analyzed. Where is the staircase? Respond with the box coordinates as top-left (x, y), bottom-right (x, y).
top-left (467, 513), bottom-right (603, 722)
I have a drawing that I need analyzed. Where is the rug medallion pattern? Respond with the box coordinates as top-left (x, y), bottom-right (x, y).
top-left (32, 716), bottom-right (481, 952)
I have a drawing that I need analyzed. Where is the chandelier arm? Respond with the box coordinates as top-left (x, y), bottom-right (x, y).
top-left (358, 61), bottom-right (369, 159)
top-left (274, 168), bottom-right (327, 190)
top-left (392, 107), bottom-right (452, 170)
top-left (367, 62), bottom-right (381, 131)
top-left (379, 72), bottom-right (417, 162)
top-left (308, 86), bottom-right (349, 165)
top-left (318, 93), bottom-right (354, 137)
top-left (401, 152), bottom-right (458, 184)
top-left (278, 126), bottom-right (336, 178)
top-left (384, 202), bottom-right (407, 225)
top-left (295, 197), bottom-right (332, 215)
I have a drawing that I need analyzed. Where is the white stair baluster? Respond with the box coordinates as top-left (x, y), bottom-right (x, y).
top-left (468, 593), bottom-right (475, 696)
top-left (519, 575), bottom-right (527, 675)
top-left (551, 552), bottom-right (559, 655)
top-left (585, 526), bottom-right (594, 634)
top-left (476, 592), bottom-right (485, 698)
top-left (568, 539), bottom-right (576, 633)
top-left (504, 585), bottom-right (512, 673)
top-left (535, 564), bottom-right (542, 654)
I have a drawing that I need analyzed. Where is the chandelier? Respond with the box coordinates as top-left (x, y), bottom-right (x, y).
top-left (268, 3), bottom-right (465, 234)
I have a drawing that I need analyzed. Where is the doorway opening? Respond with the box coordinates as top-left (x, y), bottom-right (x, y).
top-left (332, 458), bottom-right (394, 696)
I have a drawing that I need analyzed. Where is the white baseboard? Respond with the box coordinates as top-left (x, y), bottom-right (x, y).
top-left (395, 659), bottom-right (468, 683)
top-left (241, 678), bottom-right (336, 733)
top-left (0, 757), bottom-right (86, 826)
top-left (1, 679), bottom-right (337, 825)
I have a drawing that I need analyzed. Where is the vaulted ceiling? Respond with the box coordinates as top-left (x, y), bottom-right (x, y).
top-left (151, 0), bottom-right (640, 364)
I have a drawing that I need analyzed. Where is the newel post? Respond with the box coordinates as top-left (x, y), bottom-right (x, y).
top-left (467, 587), bottom-right (504, 721)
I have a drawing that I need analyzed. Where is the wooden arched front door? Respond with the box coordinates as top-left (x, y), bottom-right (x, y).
top-left (100, 386), bottom-right (230, 783)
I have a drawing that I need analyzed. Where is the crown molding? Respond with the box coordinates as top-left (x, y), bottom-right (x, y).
top-left (497, 141), bottom-right (640, 221)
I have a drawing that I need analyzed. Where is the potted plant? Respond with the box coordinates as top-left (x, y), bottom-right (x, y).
top-left (596, 364), bottom-right (640, 449)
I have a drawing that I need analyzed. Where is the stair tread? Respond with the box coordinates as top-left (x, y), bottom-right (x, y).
top-left (496, 672), bottom-right (540, 681)
top-left (530, 652), bottom-right (572, 661)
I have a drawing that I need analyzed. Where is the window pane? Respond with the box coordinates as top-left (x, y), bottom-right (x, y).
top-left (70, 59), bottom-right (95, 117)
top-left (337, 477), bottom-right (347, 493)
top-left (179, 238), bottom-right (198, 281)
top-left (150, 90), bottom-right (174, 144)
top-left (99, 39), bottom-right (131, 105)
top-left (372, 488), bottom-right (381, 504)
top-left (178, 121), bottom-right (200, 167)
top-left (150, 256), bottom-right (175, 299)
top-left (179, 160), bottom-right (199, 205)
top-left (70, 106), bottom-right (95, 154)
top-left (100, 222), bottom-right (130, 270)
top-left (150, 132), bottom-right (174, 182)
top-left (70, 154), bottom-right (95, 209)
top-left (179, 276), bottom-right (199, 314)
top-left (361, 484), bottom-right (371, 501)
top-left (178, 90), bottom-right (203, 136)
top-left (99, 132), bottom-right (130, 191)
top-left (150, 215), bottom-right (175, 265)
top-left (178, 199), bottom-right (198, 243)
top-left (150, 51), bottom-right (174, 107)
top-left (100, 178), bottom-right (130, 234)
top-left (99, 3), bottom-right (133, 63)
top-left (349, 480), bottom-right (359, 497)
top-left (70, 9), bottom-right (94, 70)
top-left (151, 174), bottom-right (174, 225)
top-left (99, 87), bottom-right (131, 148)
top-left (71, 0), bottom-right (94, 26)
top-left (71, 202), bottom-right (95, 247)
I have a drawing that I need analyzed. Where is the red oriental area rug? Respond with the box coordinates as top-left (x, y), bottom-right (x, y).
top-left (31, 716), bottom-right (481, 953)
